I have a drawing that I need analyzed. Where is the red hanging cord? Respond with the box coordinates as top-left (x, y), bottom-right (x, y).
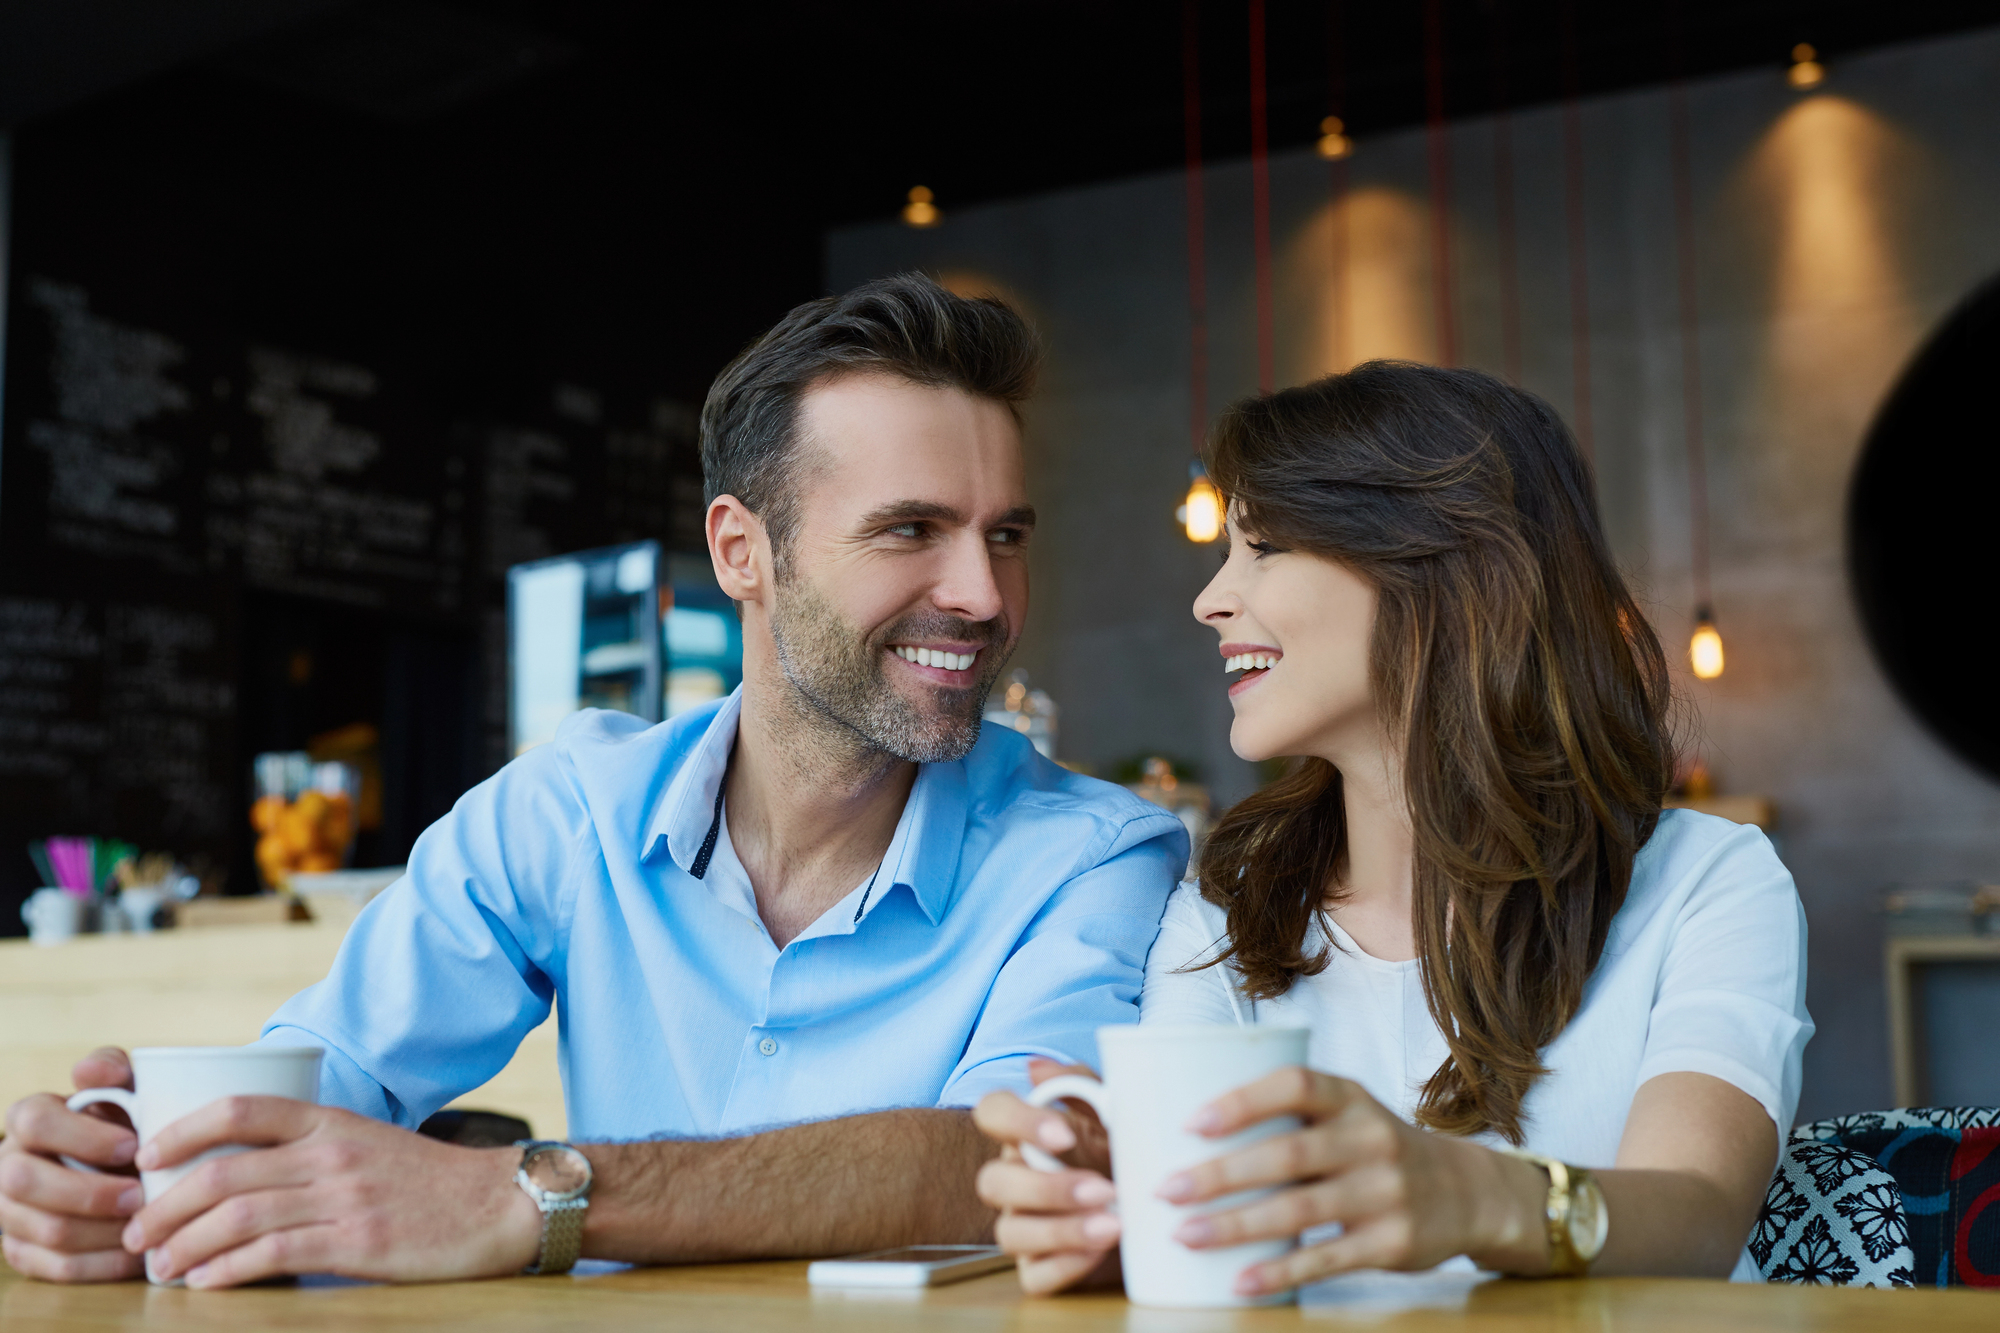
top-left (1249, 0), bottom-right (1274, 393)
top-left (1669, 15), bottom-right (1711, 613)
top-left (1423, 0), bottom-right (1456, 366)
top-left (1560, 0), bottom-right (1594, 460)
top-left (1183, 0), bottom-right (1209, 453)
top-left (1487, 1), bottom-right (1522, 384)
top-left (1326, 0), bottom-right (1350, 371)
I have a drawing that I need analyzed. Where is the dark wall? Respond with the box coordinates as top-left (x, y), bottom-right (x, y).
top-left (0, 66), bottom-right (708, 932)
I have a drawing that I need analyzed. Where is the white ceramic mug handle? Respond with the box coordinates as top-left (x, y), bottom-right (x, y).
top-left (1020, 1073), bottom-right (1109, 1173)
top-left (60, 1086), bottom-right (140, 1174)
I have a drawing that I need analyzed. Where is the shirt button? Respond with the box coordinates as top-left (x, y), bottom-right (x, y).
top-left (758, 1037), bottom-right (779, 1057)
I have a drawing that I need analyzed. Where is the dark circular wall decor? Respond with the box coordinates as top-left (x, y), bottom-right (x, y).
top-left (1849, 273), bottom-right (2000, 781)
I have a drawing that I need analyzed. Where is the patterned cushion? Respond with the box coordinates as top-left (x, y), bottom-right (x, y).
top-left (1753, 1141), bottom-right (1915, 1287)
top-left (1792, 1107), bottom-right (2000, 1287)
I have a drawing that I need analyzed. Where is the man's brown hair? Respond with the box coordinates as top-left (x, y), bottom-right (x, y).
top-left (1194, 360), bottom-right (1674, 1144)
top-left (699, 273), bottom-right (1040, 564)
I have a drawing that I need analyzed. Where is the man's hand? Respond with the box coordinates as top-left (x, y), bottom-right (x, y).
top-left (122, 1099), bottom-right (542, 1288)
top-left (0, 1048), bottom-right (147, 1283)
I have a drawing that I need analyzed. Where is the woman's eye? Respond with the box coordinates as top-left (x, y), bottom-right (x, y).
top-left (1248, 540), bottom-right (1282, 557)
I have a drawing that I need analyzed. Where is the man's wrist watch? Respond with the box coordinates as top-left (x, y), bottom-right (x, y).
top-left (514, 1140), bottom-right (593, 1275)
top-left (1505, 1151), bottom-right (1608, 1276)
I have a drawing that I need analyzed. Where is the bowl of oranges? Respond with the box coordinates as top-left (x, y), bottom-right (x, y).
top-left (251, 753), bottom-right (359, 889)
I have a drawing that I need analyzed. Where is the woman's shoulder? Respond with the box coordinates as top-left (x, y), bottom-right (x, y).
top-left (1155, 880), bottom-right (1232, 957)
top-left (1611, 807), bottom-right (1800, 945)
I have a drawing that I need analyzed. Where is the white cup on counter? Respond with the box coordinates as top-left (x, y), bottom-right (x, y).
top-left (22, 887), bottom-right (87, 945)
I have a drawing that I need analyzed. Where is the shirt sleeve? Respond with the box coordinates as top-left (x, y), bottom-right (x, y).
top-left (257, 735), bottom-right (590, 1128)
top-left (1634, 821), bottom-right (1814, 1138)
top-left (935, 813), bottom-right (1184, 1107)
top-left (1139, 882), bottom-right (1246, 1026)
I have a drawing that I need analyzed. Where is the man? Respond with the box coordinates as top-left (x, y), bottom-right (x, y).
top-left (0, 275), bottom-right (1185, 1286)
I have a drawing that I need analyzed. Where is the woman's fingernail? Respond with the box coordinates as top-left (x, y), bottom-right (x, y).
top-left (107, 1137), bottom-right (137, 1166)
top-left (1082, 1213), bottom-right (1121, 1242)
top-left (185, 1264), bottom-right (212, 1288)
top-left (134, 1145), bottom-right (159, 1171)
top-left (1185, 1106), bottom-right (1222, 1134)
top-left (1157, 1172), bottom-right (1194, 1202)
top-left (1073, 1177), bottom-right (1116, 1206)
top-left (1174, 1216), bottom-right (1216, 1247)
top-left (117, 1185), bottom-right (144, 1215)
top-left (1035, 1119), bottom-right (1076, 1152)
top-left (122, 1220), bottom-right (144, 1251)
top-left (1234, 1268), bottom-right (1267, 1296)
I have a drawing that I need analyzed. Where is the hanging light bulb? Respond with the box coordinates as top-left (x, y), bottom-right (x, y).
top-left (1176, 462), bottom-right (1223, 543)
top-left (1689, 606), bottom-right (1725, 680)
top-left (1787, 43), bottom-right (1825, 90)
top-left (1316, 115), bottom-right (1353, 161)
top-left (901, 186), bottom-right (941, 228)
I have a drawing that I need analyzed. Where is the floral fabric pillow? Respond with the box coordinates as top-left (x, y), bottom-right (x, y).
top-left (1791, 1107), bottom-right (2000, 1287)
top-left (1753, 1140), bottom-right (1915, 1287)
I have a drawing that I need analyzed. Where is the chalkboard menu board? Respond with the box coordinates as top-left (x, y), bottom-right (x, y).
top-left (0, 274), bottom-right (706, 930)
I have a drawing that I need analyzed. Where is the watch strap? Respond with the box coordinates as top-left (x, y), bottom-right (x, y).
top-left (1505, 1150), bottom-right (1595, 1277)
top-left (526, 1197), bottom-right (587, 1275)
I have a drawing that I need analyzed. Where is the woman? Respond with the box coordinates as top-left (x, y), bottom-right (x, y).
top-left (974, 362), bottom-right (1809, 1297)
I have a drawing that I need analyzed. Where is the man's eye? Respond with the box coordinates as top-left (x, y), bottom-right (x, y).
top-left (988, 528), bottom-right (1026, 545)
top-left (885, 523), bottom-right (924, 539)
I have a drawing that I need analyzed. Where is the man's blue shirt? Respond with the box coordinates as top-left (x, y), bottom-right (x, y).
top-left (261, 690), bottom-right (1186, 1139)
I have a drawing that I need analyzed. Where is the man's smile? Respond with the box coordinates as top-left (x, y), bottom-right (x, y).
top-left (889, 642), bottom-right (981, 682)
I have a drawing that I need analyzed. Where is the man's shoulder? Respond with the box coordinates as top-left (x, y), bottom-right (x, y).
top-left (508, 701), bottom-right (725, 819)
top-left (550, 700), bottom-right (720, 766)
top-left (959, 721), bottom-right (1186, 851)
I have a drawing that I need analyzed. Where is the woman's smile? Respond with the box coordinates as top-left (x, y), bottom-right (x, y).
top-left (1220, 641), bottom-right (1281, 697)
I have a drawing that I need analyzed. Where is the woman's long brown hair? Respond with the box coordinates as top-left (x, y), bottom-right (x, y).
top-left (1195, 361), bottom-right (1672, 1144)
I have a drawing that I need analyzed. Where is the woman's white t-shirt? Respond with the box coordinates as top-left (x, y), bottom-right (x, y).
top-left (1140, 808), bottom-right (1812, 1282)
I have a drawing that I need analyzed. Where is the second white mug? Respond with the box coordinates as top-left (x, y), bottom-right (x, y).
top-left (1023, 1023), bottom-right (1310, 1308)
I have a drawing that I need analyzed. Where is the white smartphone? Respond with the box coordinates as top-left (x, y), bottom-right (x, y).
top-left (806, 1244), bottom-right (1014, 1288)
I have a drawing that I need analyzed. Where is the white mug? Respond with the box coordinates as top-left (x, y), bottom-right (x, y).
top-left (118, 886), bottom-right (167, 934)
top-left (21, 888), bottom-right (86, 946)
top-left (65, 1045), bottom-right (323, 1285)
top-left (1023, 1023), bottom-right (1310, 1308)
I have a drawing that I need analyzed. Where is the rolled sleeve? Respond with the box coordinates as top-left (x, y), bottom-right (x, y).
top-left (1634, 827), bottom-right (1813, 1136)
top-left (937, 815), bottom-right (1184, 1106)
top-left (258, 735), bottom-right (589, 1127)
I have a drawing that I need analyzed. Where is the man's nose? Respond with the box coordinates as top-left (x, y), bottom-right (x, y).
top-left (932, 532), bottom-right (1006, 624)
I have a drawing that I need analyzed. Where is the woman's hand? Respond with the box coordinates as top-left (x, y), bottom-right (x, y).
top-left (1159, 1067), bottom-right (1548, 1298)
top-left (972, 1058), bottom-right (1122, 1295)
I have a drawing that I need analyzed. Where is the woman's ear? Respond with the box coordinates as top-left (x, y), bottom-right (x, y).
top-left (707, 496), bottom-right (769, 607)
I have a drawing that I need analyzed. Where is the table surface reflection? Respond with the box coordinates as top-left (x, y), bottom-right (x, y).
top-left (3, 1259), bottom-right (1995, 1331)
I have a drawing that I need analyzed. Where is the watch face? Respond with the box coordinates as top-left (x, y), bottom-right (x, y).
top-left (526, 1145), bottom-right (593, 1199)
top-left (1569, 1177), bottom-right (1609, 1260)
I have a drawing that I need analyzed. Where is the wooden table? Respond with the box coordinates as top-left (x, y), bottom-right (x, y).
top-left (1, 1259), bottom-right (1994, 1331)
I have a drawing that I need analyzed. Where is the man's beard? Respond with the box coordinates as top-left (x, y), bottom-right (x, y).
top-left (767, 573), bottom-right (1010, 764)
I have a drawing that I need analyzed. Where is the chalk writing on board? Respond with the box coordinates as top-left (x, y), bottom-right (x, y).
top-left (24, 280), bottom-right (197, 569)
top-left (0, 598), bottom-right (106, 782)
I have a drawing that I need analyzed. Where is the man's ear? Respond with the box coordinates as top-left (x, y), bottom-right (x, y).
top-left (708, 496), bottom-right (769, 607)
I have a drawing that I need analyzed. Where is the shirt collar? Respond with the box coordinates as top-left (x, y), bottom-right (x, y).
top-left (646, 689), bottom-right (741, 877)
top-left (643, 687), bottom-right (970, 925)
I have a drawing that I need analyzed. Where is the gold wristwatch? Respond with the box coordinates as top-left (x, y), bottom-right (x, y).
top-left (1506, 1151), bottom-right (1607, 1276)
